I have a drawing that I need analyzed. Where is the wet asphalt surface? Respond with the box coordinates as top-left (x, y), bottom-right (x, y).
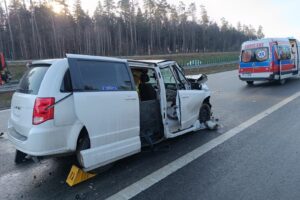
top-left (1, 70), bottom-right (300, 199)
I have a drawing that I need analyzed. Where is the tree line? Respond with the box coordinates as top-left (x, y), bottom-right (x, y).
top-left (0, 0), bottom-right (264, 60)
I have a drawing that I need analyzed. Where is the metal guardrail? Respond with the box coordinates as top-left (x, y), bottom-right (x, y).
top-left (182, 61), bottom-right (238, 69)
top-left (6, 60), bottom-right (32, 64)
top-left (178, 54), bottom-right (239, 67)
top-left (0, 83), bottom-right (18, 94)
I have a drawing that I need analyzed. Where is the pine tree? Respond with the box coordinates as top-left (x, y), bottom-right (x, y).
top-left (0, 0), bottom-right (264, 59)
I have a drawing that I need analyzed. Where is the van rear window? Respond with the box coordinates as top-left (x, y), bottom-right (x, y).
top-left (241, 47), bottom-right (269, 63)
top-left (17, 65), bottom-right (49, 95)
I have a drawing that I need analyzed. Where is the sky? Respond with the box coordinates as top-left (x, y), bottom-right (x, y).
top-left (2, 0), bottom-right (300, 40)
top-left (75, 0), bottom-right (300, 40)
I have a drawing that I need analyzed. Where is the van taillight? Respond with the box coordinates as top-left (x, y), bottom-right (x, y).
top-left (33, 97), bottom-right (55, 125)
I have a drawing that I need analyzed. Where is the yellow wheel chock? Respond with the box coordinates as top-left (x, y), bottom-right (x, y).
top-left (66, 165), bottom-right (96, 186)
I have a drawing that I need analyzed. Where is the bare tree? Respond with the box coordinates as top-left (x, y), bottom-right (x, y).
top-left (0, 0), bottom-right (263, 59)
top-left (4, 0), bottom-right (15, 59)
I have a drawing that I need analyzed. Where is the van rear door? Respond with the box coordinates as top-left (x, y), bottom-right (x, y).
top-left (240, 46), bottom-right (270, 76)
top-left (10, 65), bottom-right (50, 138)
top-left (66, 54), bottom-right (140, 170)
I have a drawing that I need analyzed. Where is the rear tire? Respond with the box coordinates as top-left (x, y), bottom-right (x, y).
top-left (279, 79), bottom-right (286, 85)
top-left (246, 81), bottom-right (254, 86)
top-left (76, 134), bottom-right (90, 168)
top-left (14, 150), bottom-right (27, 164)
top-left (199, 103), bottom-right (211, 123)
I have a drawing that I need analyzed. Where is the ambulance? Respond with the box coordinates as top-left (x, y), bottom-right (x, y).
top-left (239, 38), bottom-right (300, 85)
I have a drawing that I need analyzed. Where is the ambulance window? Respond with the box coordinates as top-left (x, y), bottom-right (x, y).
top-left (255, 48), bottom-right (268, 61)
top-left (278, 45), bottom-right (291, 60)
top-left (241, 50), bottom-right (252, 62)
top-left (241, 47), bottom-right (269, 63)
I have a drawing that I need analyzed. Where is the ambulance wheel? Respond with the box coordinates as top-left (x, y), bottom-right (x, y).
top-left (76, 133), bottom-right (90, 168)
top-left (246, 81), bottom-right (254, 86)
top-left (199, 103), bottom-right (211, 123)
top-left (279, 79), bottom-right (286, 85)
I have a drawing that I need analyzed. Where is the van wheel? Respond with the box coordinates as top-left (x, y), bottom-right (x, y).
top-left (279, 79), bottom-right (286, 85)
top-left (76, 135), bottom-right (90, 168)
top-left (246, 81), bottom-right (254, 86)
top-left (14, 150), bottom-right (27, 164)
top-left (199, 103), bottom-right (211, 123)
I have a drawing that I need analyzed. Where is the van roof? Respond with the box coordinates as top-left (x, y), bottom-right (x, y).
top-left (31, 56), bottom-right (177, 67)
top-left (32, 59), bottom-right (63, 65)
top-left (129, 59), bottom-right (175, 66)
top-left (66, 54), bottom-right (127, 63)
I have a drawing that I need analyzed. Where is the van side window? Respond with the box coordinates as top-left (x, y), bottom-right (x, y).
top-left (60, 69), bottom-right (72, 93)
top-left (160, 67), bottom-right (177, 84)
top-left (172, 65), bottom-right (187, 89)
top-left (77, 60), bottom-right (133, 92)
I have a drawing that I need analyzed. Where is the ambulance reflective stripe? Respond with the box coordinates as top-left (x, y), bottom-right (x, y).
top-left (239, 61), bottom-right (271, 73)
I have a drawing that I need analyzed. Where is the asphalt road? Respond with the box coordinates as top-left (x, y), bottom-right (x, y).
top-left (1, 70), bottom-right (300, 200)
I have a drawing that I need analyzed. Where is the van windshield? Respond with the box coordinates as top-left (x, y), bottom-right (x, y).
top-left (17, 65), bottom-right (50, 95)
top-left (241, 47), bottom-right (269, 63)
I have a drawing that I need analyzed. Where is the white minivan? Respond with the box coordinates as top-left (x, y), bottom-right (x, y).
top-left (7, 54), bottom-right (212, 171)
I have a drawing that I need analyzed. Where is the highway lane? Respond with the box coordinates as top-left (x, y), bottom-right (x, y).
top-left (0, 109), bottom-right (10, 134)
top-left (1, 70), bottom-right (300, 199)
top-left (134, 94), bottom-right (300, 200)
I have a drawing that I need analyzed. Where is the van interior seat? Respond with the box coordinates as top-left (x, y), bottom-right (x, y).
top-left (139, 73), bottom-right (157, 101)
top-left (140, 100), bottom-right (163, 145)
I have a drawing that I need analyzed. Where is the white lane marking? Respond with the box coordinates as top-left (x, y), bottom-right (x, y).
top-left (106, 91), bottom-right (300, 200)
top-left (0, 109), bottom-right (10, 113)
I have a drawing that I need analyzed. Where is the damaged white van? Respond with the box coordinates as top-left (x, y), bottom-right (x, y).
top-left (7, 54), bottom-right (212, 171)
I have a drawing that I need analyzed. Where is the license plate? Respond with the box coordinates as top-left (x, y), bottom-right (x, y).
top-left (242, 73), bottom-right (252, 77)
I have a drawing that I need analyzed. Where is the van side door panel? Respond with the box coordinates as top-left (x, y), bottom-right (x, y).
top-left (171, 66), bottom-right (205, 129)
top-left (177, 90), bottom-right (204, 130)
top-left (67, 56), bottom-right (140, 170)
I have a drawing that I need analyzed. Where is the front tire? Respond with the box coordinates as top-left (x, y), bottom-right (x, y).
top-left (199, 103), bottom-right (211, 123)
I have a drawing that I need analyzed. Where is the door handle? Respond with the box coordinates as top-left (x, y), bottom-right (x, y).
top-left (182, 96), bottom-right (189, 99)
